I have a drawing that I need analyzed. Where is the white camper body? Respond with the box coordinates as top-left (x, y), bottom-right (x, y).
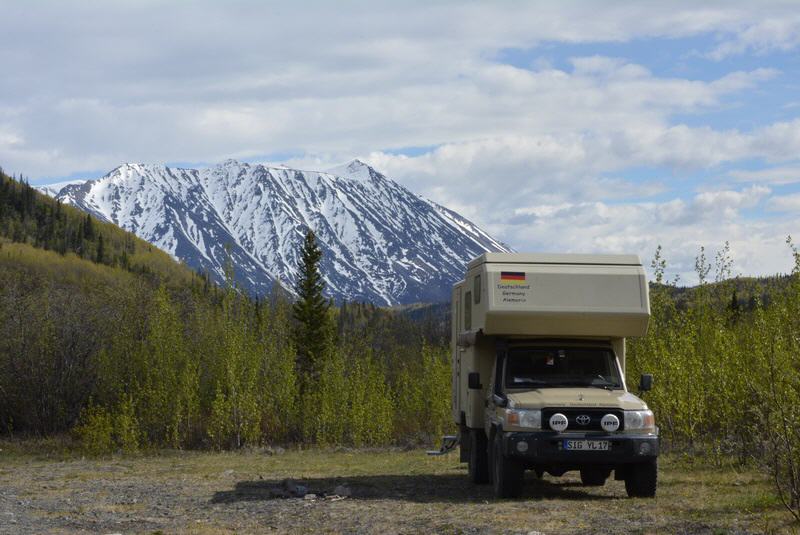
top-left (450, 253), bottom-right (657, 498)
top-left (451, 253), bottom-right (650, 428)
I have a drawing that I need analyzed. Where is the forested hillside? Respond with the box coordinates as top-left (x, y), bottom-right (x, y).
top-left (0, 170), bottom-right (198, 284)
top-left (0, 170), bottom-right (451, 450)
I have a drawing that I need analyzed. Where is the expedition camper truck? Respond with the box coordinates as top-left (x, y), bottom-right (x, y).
top-left (451, 253), bottom-right (656, 498)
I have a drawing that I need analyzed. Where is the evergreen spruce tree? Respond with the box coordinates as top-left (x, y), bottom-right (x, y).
top-left (83, 214), bottom-right (95, 241)
top-left (725, 287), bottom-right (742, 325)
top-left (292, 230), bottom-right (331, 379)
top-left (96, 234), bottom-right (105, 264)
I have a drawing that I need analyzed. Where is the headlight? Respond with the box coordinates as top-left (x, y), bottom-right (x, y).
top-left (505, 408), bottom-right (541, 429)
top-left (624, 410), bottom-right (655, 432)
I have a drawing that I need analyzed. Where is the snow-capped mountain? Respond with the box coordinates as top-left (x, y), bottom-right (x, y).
top-left (39, 159), bottom-right (511, 305)
top-left (36, 179), bottom-right (87, 198)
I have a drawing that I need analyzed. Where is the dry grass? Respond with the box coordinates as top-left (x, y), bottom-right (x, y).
top-left (0, 440), bottom-right (797, 534)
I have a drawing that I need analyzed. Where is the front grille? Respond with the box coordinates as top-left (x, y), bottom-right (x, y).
top-left (542, 408), bottom-right (624, 432)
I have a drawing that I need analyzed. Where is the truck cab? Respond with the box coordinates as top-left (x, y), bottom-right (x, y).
top-left (452, 253), bottom-right (657, 498)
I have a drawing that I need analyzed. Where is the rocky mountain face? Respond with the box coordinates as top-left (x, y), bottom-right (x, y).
top-left (40, 159), bottom-right (511, 305)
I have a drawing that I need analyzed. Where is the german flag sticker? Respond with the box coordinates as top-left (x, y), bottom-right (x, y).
top-left (500, 271), bottom-right (526, 284)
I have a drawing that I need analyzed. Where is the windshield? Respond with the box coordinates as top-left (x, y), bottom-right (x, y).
top-left (504, 347), bottom-right (623, 390)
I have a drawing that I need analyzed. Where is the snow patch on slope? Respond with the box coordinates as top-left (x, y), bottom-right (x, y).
top-left (38, 160), bottom-right (512, 305)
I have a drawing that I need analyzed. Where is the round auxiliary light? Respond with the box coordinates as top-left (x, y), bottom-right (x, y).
top-left (639, 442), bottom-right (652, 455)
top-left (601, 414), bottom-right (620, 432)
top-left (549, 413), bottom-right (568, 432)
top-left (516, 441), bottom-right (529, 453)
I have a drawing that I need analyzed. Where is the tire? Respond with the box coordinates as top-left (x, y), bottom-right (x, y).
top-left (492, 431), bottom-right (524, 498)
top-left (625, 459), bottom-right (657, 498)
top-left (468, 429), bottom-right (490, 484)
top-left (580, 467), bottom-right (609, 486)
top-left (459, 423), bottom-right (469, 463)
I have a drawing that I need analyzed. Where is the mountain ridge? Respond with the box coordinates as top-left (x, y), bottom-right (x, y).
top-left (39, 159), bottom-right (512, 305)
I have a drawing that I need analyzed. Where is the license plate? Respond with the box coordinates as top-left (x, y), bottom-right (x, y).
top-left (563, 439), bottom-right (610, 451)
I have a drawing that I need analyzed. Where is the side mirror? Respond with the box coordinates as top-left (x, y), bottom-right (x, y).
top-left (468, 372), bottom-right (482, 390)
top-left (492, 393), bottom-right (508, 408)
top-left (639, 373), bottom-right (653, 392)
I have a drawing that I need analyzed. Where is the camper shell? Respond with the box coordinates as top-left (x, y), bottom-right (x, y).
top-left (450, 253), bottom-right (658, 498)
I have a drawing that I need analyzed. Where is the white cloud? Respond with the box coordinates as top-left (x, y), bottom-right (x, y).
top-left (359, 119), bottom-right (800, 214)
top-left (496, 187), bottom-right (793, 283)
top-left (708, 16), bottom-right (800, 60)
top-left (730, 165), bottom-right (800, 185)
top-left (358, 139), bottom-right (798, 282)
top-left (0, 1), bottom-right (792, 179)
top-left (2, 1), bottom-right (799, 280)
top-left (768, 193), bottom-right (800, 212)
top-left (5, 58), bottom-right (779, 182)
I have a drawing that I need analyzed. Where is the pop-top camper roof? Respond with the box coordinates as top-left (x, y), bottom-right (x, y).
top-left (458, 253), bottom-right (650, 338)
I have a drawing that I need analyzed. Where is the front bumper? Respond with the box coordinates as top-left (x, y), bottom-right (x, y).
top-left (502, 431), bottom-right (658, 464)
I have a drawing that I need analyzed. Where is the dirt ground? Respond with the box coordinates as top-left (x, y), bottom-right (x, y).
top-left (0, 442), bottom-right (795, 534)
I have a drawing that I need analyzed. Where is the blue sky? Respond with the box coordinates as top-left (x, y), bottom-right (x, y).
top-left (2, 1), bottom-right (800, 281)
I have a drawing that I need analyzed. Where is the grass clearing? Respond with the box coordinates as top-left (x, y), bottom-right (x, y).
top-left (0, 441), bottom-right (797, 534)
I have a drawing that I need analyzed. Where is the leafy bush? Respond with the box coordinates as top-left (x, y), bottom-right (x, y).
top-left (113, 395), bottom-right (140, 453)
top-left (74, 405), bottom-right (114, 456)
top-left (628, 240), bottom-right (800, 520)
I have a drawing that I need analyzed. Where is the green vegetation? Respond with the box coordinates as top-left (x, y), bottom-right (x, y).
top-left (0, 170), bottom-right (450, 452)
top-left (0, 169), bottom-right (195, 285)
top-left (1, 169), bottom-right (799, 521)
top-left (292, 230), bottom-right (333, 379)
top-left (628, 243), bottom-right (800, 520)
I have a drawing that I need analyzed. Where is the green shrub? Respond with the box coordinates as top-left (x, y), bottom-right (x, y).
top-left (113, 395), bottom-right (140, 453)
top-left (74, 405), bottom-right (114, 455)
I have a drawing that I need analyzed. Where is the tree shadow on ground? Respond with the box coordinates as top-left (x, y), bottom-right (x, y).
top-left (211, 472), bottom-right (618, 504)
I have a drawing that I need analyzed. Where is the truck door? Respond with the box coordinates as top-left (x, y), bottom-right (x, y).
top-left (487, 343), bottom-right (507, 430)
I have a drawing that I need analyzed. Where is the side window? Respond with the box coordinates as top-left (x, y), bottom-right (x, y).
top-left (474, 275), bottom-right (481, 304)
top-left (464, 291), bottom-right (472, 330)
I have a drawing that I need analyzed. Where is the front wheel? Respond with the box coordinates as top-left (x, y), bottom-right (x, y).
top-left (492, 431), bottom-right (524, 498)
top-left (625, 459), bottom-right (657, 497)
top-left (468, 429), bottom-right (490, 484)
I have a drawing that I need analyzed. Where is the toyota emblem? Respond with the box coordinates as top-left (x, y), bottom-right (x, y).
top-left (576, 414), bottom-right (591, 426)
